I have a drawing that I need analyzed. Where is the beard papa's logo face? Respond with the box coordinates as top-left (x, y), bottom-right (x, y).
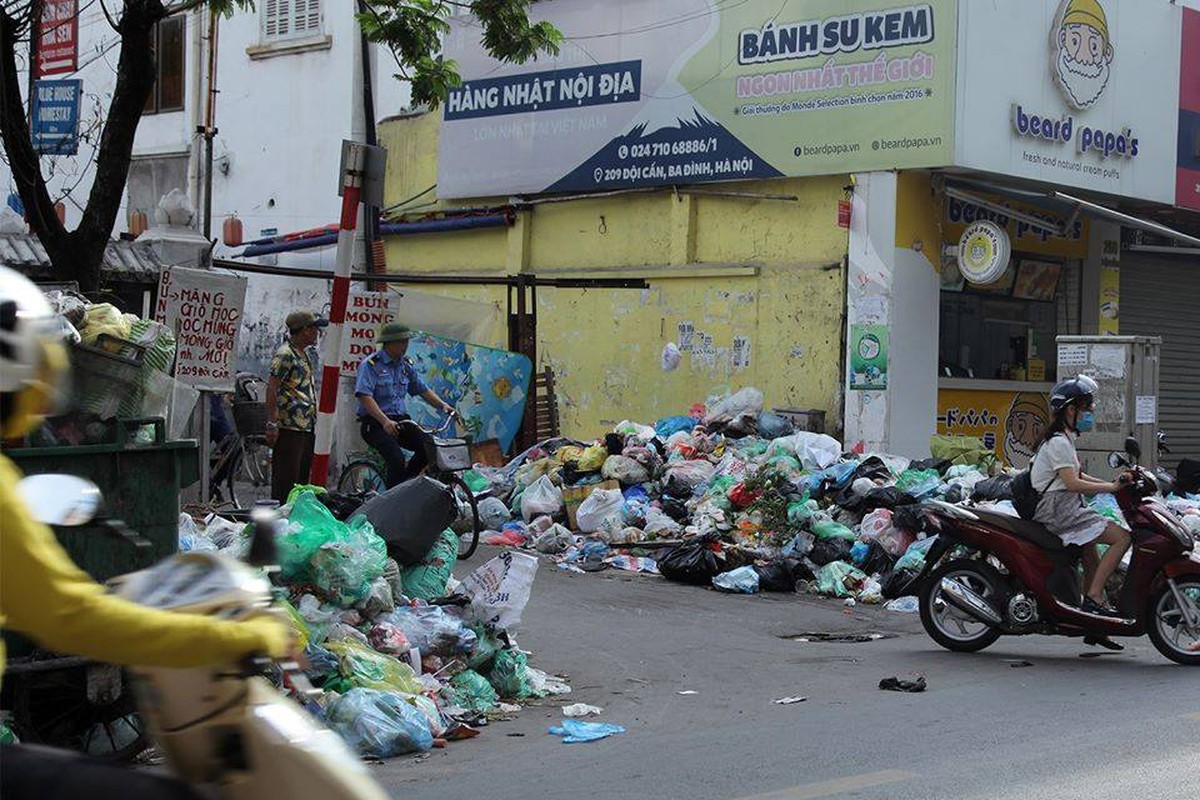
top-left (1052, 0), bottom-right (1114, 111)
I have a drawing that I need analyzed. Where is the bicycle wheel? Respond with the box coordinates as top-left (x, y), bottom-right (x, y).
top-left (448, 475), bottom-right (481, 560)
top-left (241, 437), bottom-right (272, 487)
top-left (339, 459), bottom-right (386, 496)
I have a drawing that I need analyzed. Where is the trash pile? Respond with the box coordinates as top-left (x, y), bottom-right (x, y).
top-left (179, 487), bottom-right (570, 760)
top-left (458, 386), bottom-right (1200, 611)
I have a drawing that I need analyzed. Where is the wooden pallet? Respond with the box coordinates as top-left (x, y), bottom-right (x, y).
top-left (533, 366), bottom-right (561, 440)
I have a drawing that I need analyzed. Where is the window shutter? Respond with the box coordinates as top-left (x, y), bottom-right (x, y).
top-left (263, 0), bottom-right (290, 39)
top-left (294, 0), bottom-right (322, 34)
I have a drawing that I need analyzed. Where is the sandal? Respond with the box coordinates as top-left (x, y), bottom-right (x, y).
top-left (1084, 635), bottom-right (1124, 651)
top-left (1081, 597), bottom-right (1122, 617)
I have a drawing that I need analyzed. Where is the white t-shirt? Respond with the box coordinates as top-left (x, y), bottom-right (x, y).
top-left (1031, 432), bottom-right (1079, 493)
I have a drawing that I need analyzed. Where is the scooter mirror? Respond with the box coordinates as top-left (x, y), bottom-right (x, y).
top-left (1107, 452), bottom-right (1128, 470)
top-left (1124, 435), bottom-right (1142, 461)
top-left (247, 504), bottom-right (280, 567)
top-left (16, 474), bottom-right (102, 527)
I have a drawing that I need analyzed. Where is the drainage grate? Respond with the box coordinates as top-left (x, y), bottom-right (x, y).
top-left (780, 632), bottom-right (897, 643)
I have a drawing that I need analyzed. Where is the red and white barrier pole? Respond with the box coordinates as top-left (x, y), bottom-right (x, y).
top-left (310, 142), bottom-right (365, 486)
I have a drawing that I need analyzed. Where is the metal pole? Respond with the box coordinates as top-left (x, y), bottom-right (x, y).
top-left (310, 143), bottom-right (366, 487)
top-left (202, 10), bottom-right (220, 240)
top-left (199, 393), bottom-right (211, 504)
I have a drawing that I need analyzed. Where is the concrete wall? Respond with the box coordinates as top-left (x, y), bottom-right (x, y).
top-left (377, 112), bottom-right (849, 440)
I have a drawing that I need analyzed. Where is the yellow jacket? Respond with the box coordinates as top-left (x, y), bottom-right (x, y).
top-left (0, 455), bottom-right (287, 679)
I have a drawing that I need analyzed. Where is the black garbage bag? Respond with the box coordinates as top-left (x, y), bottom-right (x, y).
top-left (853, 456), bottom-right (891, 483)
top-left (861, 542), bottom-right (897, 577)
top-left (892, 504), bottom-right (925, 533)
top-left (834, 484), bottom-right (868, 513)
top-left (880, 567), bottom-right (921, 599)
top-left (658, 540), bottom-right (722, 586)
top-left (910, 457), bottom-right (952, 475)
top-left (604, 433), bottom-right (626, 456)
top-left (942, 485), bottom-right (964, 504)
top-left (793, 557), bottom-right (819, 581)
top-left (318, 491), bottom-right (367, 521)
top-left (864, 486), bottom-right (916, 511)
top-left (1177, 459), bottom-right (1200, 495)
top-left (353, 476), bottom-right (457, 566)
top-left (660, 497), bottom-right (691, 523)
top-left (808, 537), bottom-right (853, 567)
top-left (971, 474), bottom-right (1015, 502)
top-left (754, 560), bottom-right (800, 593)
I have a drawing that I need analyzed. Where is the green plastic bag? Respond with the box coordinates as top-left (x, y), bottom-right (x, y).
top-left (399, 529), bottom-right (459, 601)
top-left (310, 516), bottom-right (389, 607)
top-left (811, 520), bottom-right (856, 541)
top-left (326, 640), bottom-right (424, 695)
top-left (487, 648), bottom-right (536, 699)
top-left (278, 491), bottom-right (343, 582)
top-left (466, 624), bottom-right (501, 670)
top-left (929, 435), bottom-right (999, 471)
top-left (0, 722), bottom-right (19, 744)
top-left (816, 561), bottom-right (867, 598)
top-left (895, 469), bottom-right (942, 499)
top-left (786, 493), bottom-right (815, 525)
top-left (286, 484), bottom-right (327, 506)
top-left (462, 470), bottom-right (489, 494)
top-left (448, 669), bottom-right (499, 712)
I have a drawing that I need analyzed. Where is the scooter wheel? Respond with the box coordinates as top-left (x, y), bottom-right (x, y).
top-left (920, 559), bottom-right (1005, 653)
top-left (1146, 576), bottom-right (1200, 665)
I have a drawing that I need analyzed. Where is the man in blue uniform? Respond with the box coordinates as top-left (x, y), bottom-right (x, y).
top-left (354, 323), bottom-right (455, 487)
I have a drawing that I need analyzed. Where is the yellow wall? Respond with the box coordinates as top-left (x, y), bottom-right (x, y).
top-left (378, 112), bottom-right (849, 439)
top-left (894, 170), bottom-right (942, 269)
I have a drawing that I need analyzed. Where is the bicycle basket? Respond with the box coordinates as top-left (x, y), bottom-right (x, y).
top-left (232, 400), bottom-right (268, 436)
top-left (428, 436), bottom-right (471, 472)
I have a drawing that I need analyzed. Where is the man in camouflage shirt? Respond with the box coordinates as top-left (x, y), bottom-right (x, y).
top-left (266, 310), bottom-right (327, 502)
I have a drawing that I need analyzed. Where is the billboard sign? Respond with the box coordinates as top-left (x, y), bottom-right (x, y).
top-left (438, 0), bottom-right (957, 198)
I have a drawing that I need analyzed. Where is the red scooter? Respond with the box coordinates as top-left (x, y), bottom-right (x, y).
top-left (916, 437), bottom-right (1200, 664)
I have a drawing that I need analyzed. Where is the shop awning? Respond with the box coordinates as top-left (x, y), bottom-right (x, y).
top-left (942, 178), bottom-right (1200, 248)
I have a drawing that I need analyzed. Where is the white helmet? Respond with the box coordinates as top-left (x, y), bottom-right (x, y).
top-left (0, 266), bottom-right (68, 437)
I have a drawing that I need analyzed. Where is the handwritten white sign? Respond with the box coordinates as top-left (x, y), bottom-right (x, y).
top-left (341, 291), bottom-right (395, 376)
top-left (155, 267), bottom-right (247, 392)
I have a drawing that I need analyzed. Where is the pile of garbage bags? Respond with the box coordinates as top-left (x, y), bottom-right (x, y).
top-left (454, 386), bottom-right (1200, 611)
top-left (178, 488), bottom-right (569, 760)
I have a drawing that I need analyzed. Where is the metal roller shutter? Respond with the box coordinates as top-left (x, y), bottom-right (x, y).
top-left (1120, 255), bottom-right (1200, 467)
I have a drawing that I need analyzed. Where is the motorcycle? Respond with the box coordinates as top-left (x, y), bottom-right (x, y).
top-left (15, 474), bottom-right (389, 800)
top-left (915, 436), bottom-right (1200, 665)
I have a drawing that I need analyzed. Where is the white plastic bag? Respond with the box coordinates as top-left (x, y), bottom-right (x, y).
top-left (601, 455), bottom-right (651, 486)
top-left (703, 387), bottom-right (765, 427)
top-left (768, 431), bottom-right (843, 470)
top-left (477, 496), bottom-right (512, 531)
top-left (533, 523), bottom-right (574, 554)
top-left (575, 488), bottom-right (624, 533)
top-left (459, 551), bottom-right (540, 631)
top-left (859, 509), bottom-right (893, 542)
top-left (520, 475), bottom-right (563, 522)
top-left (661, 342), bottom-right (681, 372)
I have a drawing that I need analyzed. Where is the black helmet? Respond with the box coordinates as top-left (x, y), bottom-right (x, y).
top-left (1049, 375), bottom-right (1098, 414)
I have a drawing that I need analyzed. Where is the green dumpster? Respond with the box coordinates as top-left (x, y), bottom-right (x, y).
top-left (4, 418), bottom-right (198, 586)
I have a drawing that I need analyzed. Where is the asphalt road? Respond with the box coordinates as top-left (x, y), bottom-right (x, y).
top-left (375, 545), bottom-right (1200, 800)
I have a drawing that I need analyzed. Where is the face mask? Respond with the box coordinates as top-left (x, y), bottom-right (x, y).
top-left (1076, 411), bottom-right (1095, 433)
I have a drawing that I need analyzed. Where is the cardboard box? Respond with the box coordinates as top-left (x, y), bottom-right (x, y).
top-left (562, 480), bottom-right (619, 531)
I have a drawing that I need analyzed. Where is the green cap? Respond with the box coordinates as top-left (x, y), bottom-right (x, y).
top-left (378, 322), bottom-right (413, 344)
top-left (286, 310), bottom-right (329, 332)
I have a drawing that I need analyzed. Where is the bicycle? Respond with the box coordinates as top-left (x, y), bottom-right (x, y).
top-left (338, 415), bottom-right (481, 560)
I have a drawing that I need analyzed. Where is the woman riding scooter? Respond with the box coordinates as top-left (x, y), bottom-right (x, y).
top-left (1030, 375), bottom-right (1132, 616)
top-left (0, 267), bottom-right (292, 800)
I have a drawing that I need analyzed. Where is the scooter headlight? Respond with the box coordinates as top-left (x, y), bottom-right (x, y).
top-left (1146, 504), bottom-right (1194, 552)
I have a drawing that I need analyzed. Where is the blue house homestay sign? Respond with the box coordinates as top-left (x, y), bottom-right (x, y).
top-left (31, 79), bottom-right (82, 155)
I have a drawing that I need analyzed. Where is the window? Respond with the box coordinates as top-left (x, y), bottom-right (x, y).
top-left (262, 0), bottom-right (323, 42)
top-left (144, 16), bottom-right (185, 114)
top-left (126, 155), bottom-right (190, 225)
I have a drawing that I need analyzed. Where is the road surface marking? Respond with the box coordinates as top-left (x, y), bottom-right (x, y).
top-left (737, 769), bottom-right (916, 799)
